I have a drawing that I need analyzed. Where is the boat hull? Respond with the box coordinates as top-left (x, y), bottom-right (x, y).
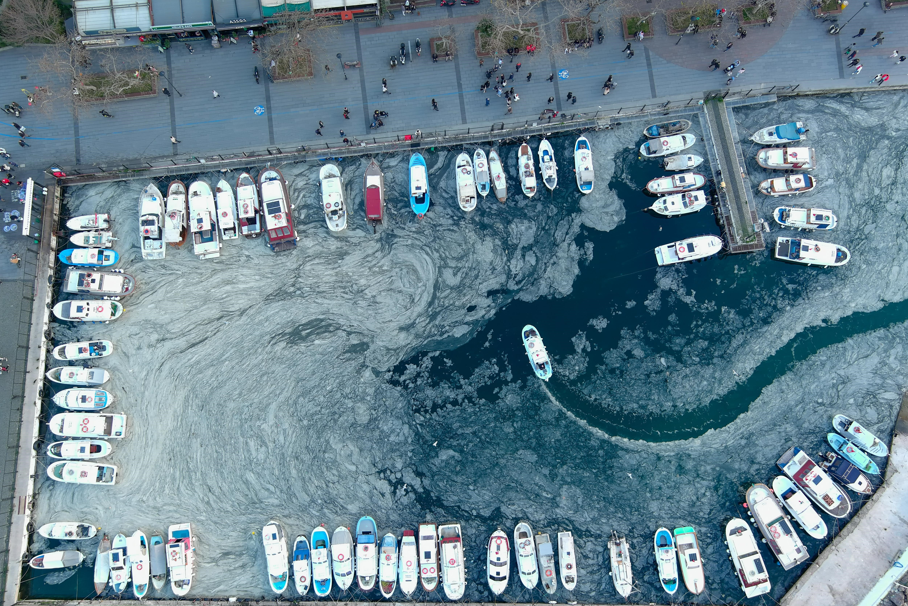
top-left (522, 325), bottom-right (552, 380)
top-left (538, 139), bottom-right (558, 191)
top-left (645, 119), bottom-right (692, 138)
top-left (47, 439), bottom-right (112, 460)
top-left (774, 207), bottom-right (836, 230)
top-left (673, 527), bottom-right (704, 595)
top-left (331, 526), bottom-right (354, 591)
top-left (66, 214), bottom-right (111, 231)
top-left (828, 433), bottom-right (880, 475)
top-left (94, 535), bottom-right (111, 594)
top-left (473, 150), bottom-right (491, 197)
top-left (58, 248), bottom-right (118, 267)
top-left (514, 522), bottom-right (538, 589)
top-left (557, 531), bottom-right (576, 591)
top-left (655, 235), bottom-right (723, 266)
top-left (654, 528), bottom-right (678, 595)
top-left (418, 523), bottom-right (438, 591)
top-left (745, 483), bottom-right (809, 570)
top-left (488, 150), bottom-right (507, 202)
top-left (751, 121), bottom-right (806, 145)
top-left (774, 237), bottom-right (849, 267)
top-left (724, 519), bottom-right (771, 597)
top-left (535, 533), bottom-right (557, 594)
top-left (164, 180), bottom-right (188, 246)
top-left (310, 527), bottom-right (332, 597)
top-left (320, 164), bottom-right (348, 231)
top-left (53, 341), bottom-right (113, 361)
top-left (258, 168), bottom-right (298, 252)
top-left (293, 535), bottom-right (312, 596)
top-left (39, 523), bottom-right (98, 540)
top-left (378, 533), bottom-right (398, 598)
top-left (409, 154), bottom-right (430, 217)
top-left (646, 172), bottom-right (705, 194)
top-left (215, 180), bottom-right (240, 240)
top-left (518, 144), bottom-right (537, 198)
top-left (455, 153), bottom-right (477, 212)
top-left (833, 414), bottom-right (889, 457)
top-left (52, 300), bottom-right (124, 323)
top-left (398, 531), bottom-right (418, 596)
top-left (139, 183), bottom-right (166, 260)
top-left (649, 191), bottom-right (707, 216)
top-left (263, 521), bottom-right (289, 594)
top-left (663, 154), bottom-right (704, 171)
top-left (364, 160), bottom-right (385, 228)
top-left (487, 530), bottom-right (510, 595)
top-left (574, 137), bottom-right (594, 194)
top-left (640, 134), bottom-right (696, 158)
top-left (772, 475), bottom-right (828, 539)
top-left (777, 446), bottom-right (852, 518)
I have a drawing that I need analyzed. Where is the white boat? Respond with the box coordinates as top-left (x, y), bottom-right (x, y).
top-left (378, 533), bottom-right (397, 598)
top-left (538, 138), bottom-right (558, 190)
top-left (293, 535), bottom-right (312, 596)
top-left (355, 516), bottom-right (378, 591)
top-left (751, 121), bottom-right (807, 145)
top-left (163, 180), bottom-right (187, 246)
top-left (46, 366), bottom-right (110, 386)
top-left (52, 388), bottom-right (111, 411)
top-left (724, 518), bottom-right (771, 598)
top-left (557, 531), bottom-right (577, 591)
top-left (47, 439), bottom-right (112, 460)
top-left (127, 530), bottom-right (150, 598)
top-left (53, 340), bottom-right (113, 361)
top-left (777, 446), bottom-right (852, 518)
top-left (759, 174), bottom-right (816, 196)
top-left (263, 521), bottom-right (289, 594)
top-left (487, 529), bottom-right (510, 595)
top-left (488, 149), bottom-right (507, 202)
top-left (67, 214), bottom-right (111, 231)
top-left (655, 235), bottom-right (723, 266)
top-left (663, 154), bottom-right (704, 171)
top-left (673, 527), bottom-right (704, 594)
top-left (774, 207), bottom-right (837, 231)
top-left (38, 522), bottom-right (98, 540)
top-left (236, 173), bottom-right (263, 237)
top-left (833, 414), bottom-right (889, 457)
top-left (59, 248), bottom-right (118, 267)
top-left (30, 550), bottom-right (84, 569)
top-left (772, 475), bottom-right (828, 539)
top-left (608, 531), bottom-right (632, 599)
top-left (215, 180), bottom-right (239, 240)
top-left (418, 523), bottom-right (438, 592)
top-left (474, 149), bottom-right (491, 197)
top-left (94, 534), bottom-right (111, 594)
top-left (331, 526), bottom-right (354, 591)
top-left (574, 136), bottom-right (594, 194)
top-left (455, 153), bottom-right (477, 212)
top-left (536, 533), bottom-right (557, 594)
top-left (320, 164), bottom-right (348, 231)
top-left (398, 530), bottom-right (418, 597)
top-left (774, 237), bottom-right (849, 267)
top-left (311, 526), bottom-right (332, 597)
top-left (149, 535), bottom-right (166, 592)
top-left (438, 522), bottom-right (465, 600)
top-left (649, 191), bottom-right (707, 216)
top-left (69, 231), bottom-right (115, 248)
top-left (109, 534), bottom-right (130, 593)
top-left (522, 324), bottom-right (552, 381)
top-left (62, 267), bottom-right (135, 298)
top-left (745, 483), bottom-right (809, 569)
top-left (756, 147), bottom-right (816, 170)
top-left (654, 528), bottom-right (678, 595)
top-left (188, 181), bottom-right (221, 259)
top-left (518, 143), bottom-right (537, 198)
top-left (640, 134), bottom-right (696, 158)
top-left (167, 523), bottom-right (194, 596)
top-left (514, 521), bottom-right (538, 589)
top-left (47, 460), bottom-right (117, 485)
top-left (52, 300), bottom-right (124, 323)
top-left (259, 167), bottom-right (298, 252)
top-left (49, 412), bottom-right (126, 439)
top-left (818, 452), bottom-right (873, 495)
top-left (139, 183), bottom-right (165, 260)
top-left (646, 172), bottom-right (705, 194)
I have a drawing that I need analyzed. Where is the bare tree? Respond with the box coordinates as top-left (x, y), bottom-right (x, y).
top-left (261, 11), bottom-right (323, 80)
top-left (476, 0), bottom-right (546, 58)
top-left (0, 0), bottom-right (65, 45)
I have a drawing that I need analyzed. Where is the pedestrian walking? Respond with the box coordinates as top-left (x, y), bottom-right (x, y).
top-left (479, 59), bottom-right (484, 67)
top-left (170, 135), bottom-right (181, 144)
top-left (212, 90), bottom-right (220, 98)
top-left (872, 37), bottom-right (884, 47)
top-left (316, 128), bottom-right (323, 136)
top-left (851, 64), bottom-right (863, 75)
top-left (163, 88), bottom-right (172, 97)
top-left (726, 76), bottom-right (735, 85)
top-left (415, 129), bottom-right (421, 139)
top-left (432, 98), bottom-right (439, 111)
top-left (736, 68), bottom-right (745, 77)
top-left (724, 42), bottom-right (733, 52)
top-left (844, 45), bottom-right (853, 56)
top-left (847, 58), bottom-right (860, 67)
top-left (848, 50), bottom-right (857, 60)
top-left (507, 106), bottom-right (513, 114)
top-left (622, 42), bottom-right (631, 53)
top-left (185, 43), bottom-right (194, 54)
top-left (709, 59), bottom-right (721, 70)
top-left (99, 109), bottom-right (113, 117)
top-left (735, 26), bottom-right (746, 38)
top-left (319, 121), bottom-right (324, 128)
top-left (547, 96), bottom-right (554, 104)
top-left (339, 129), bottom-right (345, 137)
top-left (852, 28), bottom-right (865, 38)
top-left (17, 128), bottom-right (27, 137)
top-left (871, 73), bottom-right (889, 85)
top-left (343, 138), bottom-right (350, 146)
top-left (889, 50), bottom-right (899, 58)
top-left (325, 64), bottom-right (332, 73)
top-left (526, 72), bottom-right (532, 82)
top-left (896, 55), bottom-right (907, 65)
top-left (872, 31), bottom-right (884, 41)
top-left (627, 49), bottom-right (634, 59)
top-left (17, 140), bottom-right (28, 147)
top-left (547, 73), bottom-right (555, 82)
top-left (382, 83), bottom-right (390, 94)
top-left (566, 92), bottom-right (573, 100)
top-left (343, 107), bottom-right (350, 119)
top-left (497, 87), bottom-right (503, 97)
top-left (516, 62), bottom-right (522, 72)
top-left (11, 123), bottom-right (22, 132)
top-left (571, 96), bottom-right (576, 105)
top-left (485, 98), bottom-right (490, 106)
top-left (432, 53), bottom-right (438, 63)
top-left (498, 58), bottom-right (503, 67)
top-left (508, 73), bottom-right (514, 81)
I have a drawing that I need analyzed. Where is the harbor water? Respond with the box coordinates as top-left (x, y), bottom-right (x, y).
top-left (25, 93), bottom-right (908, 603)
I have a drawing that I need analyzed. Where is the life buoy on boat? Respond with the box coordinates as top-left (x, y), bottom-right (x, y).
top-left (136, 563), bottom-right (143, 570)
top-left (545, 569), bottom-right (553, 577)
top-left (429, 567), bottom-right (435, 573)
top-left (662, 140), bottom-right (669, 146)
top-left (495, 538), bottom-right (502, 546)
top-left (96, 305), bottom-right (105, 313)
top-left (243, 203), bottom-right (249, 213)
top-left (386, 554), bottom-right (392, 561)
top-left (80, 470), bottom-right (88, 478)
top-left (461, 168), bottom-right (469, 175)
top-left (143, 228), bottom-right (150, 236)
top-left (678, 245), bottom-right (686, 254)
top-left (770, 526), bottom-right (781, 539)
top-left (325, 203), bottom-right (332, 209)
top-left (478, 162), bottom-right (485, 169)
top-left (338, 554), bottom-right (345, 561)
top-left (422, 568), bottom-right (427, 574)
top-left (814, 245), bottom-right (821, 252)
top-left (406, 561), bottom-right (412, 567)
top-left (274, 213), bottom-right (282, 221)
top-left (566, 563), bottom-right (573, 570)
top-left (449, 558), bottom-right (455, 565)
top-left (81, 426), bottom-right (89, 433)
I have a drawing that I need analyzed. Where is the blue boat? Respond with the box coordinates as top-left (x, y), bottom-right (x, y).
top-left (58, 248), bottom-right (118, 267)
top-left (310, 526), bottom-right (332, 597)
top-left (292, 535), bottom-right (311, 596)
top-left (654, 528), bottom-right (678, 595)
top-left (409, 153), bottom-right (430, 218)
top-left (522, 325), bottom-right (552, 381)
top-left (827, 433), bottom-right (880, 475)
top-left (355, 516), bottom-right (378, 591)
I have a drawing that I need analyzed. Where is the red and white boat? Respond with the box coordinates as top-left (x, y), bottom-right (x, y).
top-left (364, 159), bottom-right (384, 231)
top-left (258, 168), bottom-right (298, 252)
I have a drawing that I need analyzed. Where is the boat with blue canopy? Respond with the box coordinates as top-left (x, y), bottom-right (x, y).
top-left (58, 248), bottom-right (118, 267)
top-left (828, 433), bottom-right (880, 475)
top-left (409, 153), bottom-right (430, 218)
top-left (751, 121), bottom-right (807, 145)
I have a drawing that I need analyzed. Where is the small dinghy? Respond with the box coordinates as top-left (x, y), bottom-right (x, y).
top-left (94, 534), bottom-right (111, 594)
top-left (756, 147), bottom-right (816, 170)
top-left (53, 340), bottom-right (113, 361)
top-left (518, 143), bottom-right (537, 198)
top-left (777, 446), bottom-right (852, 518)
top-left (62, 268), bottom-right (135, 297)
top-left (46, 366), bottom-right (110, 386)
top-left (522, 325), bottom-right (552, 381)
top-left (398, 530), bottom-right (418, 597)
top-left (69, 231), bottom-right (115, 248)
top-left (215, 180), bottom-right (239, 240)
top-left (608, 531), bottom-right (632, 599)
top-left (310, 526), bottom-right (332, 597)
top-left (355, 516), bottom-right (378, 591)
top-left (828, 433), bottom-right (880, 475)
top-left (774, 237), bottom-right (849, 267)
top-left (455, 152), bottom-right (477, 212)
top-left (418, 523), bottom-right (438, 592)
top-left (646, 172), bottom-right (705, 194)
top-left (236, 173), bottom-right (262, 238)
top-left (558, 531), bottom-right (577, 591)
top-left (293, 535), bottom-right (312, 596)
top-left (640, 134), bottom-right (696, 158)
top-left (772, 475), bottom-right (828, 539)
top-left (645, 119), bottom-right (692, 138)
top-left (258, 168), bottom-right (298, 252)
top-left (364, 159), bottom-right (385, 231)
top-left (53, 300), bottom-right (124, 323)
top-left (188, 181), bottom-right (221, 259)
top-left (663, 154), bottom-right (704, 171)
top-left (488, 149), bottom-right (507, 202)
top-left (150, 535), bottom-right (167, 591)
top-left (673, 527), bottom-right (704, 594)
top-left (378, 533), bottom-right (398, 598)
top-left (574, 136), bottom-right (594, 194)
top-left (514, 521), bottom-right (538, 589)
top-left (654, 528), bottom-right (678, 595)
top-left (52, 388), bottom-right (111, 411)
top-left (30, 550), bottom-right (84, 569)
top-left (58, 248), bottom-right (118, 267)
top-left (655, 235), bottom-right (723, 266)
top-left (833, 414), bottom-right (888, 457)
top-left (39, 522), bottom-right (98, 540)
top-left (331, 526), bottom-right (354, 591)
top-left (650, 191), bottom-right (707, 216)
top-left (474, 149), bottom-right (491, 197)
top-left (487, 529), bottom-right (510, 595)
top-left (49, 412), bottom-right (126, 439)
top-left (163, 180), bottom-right (187, 246)
top-left (724, 518), bottom-right (771, 598)
top-left (745, 483), bottom-right (809, 570)
top-left (109, 534), bottom-right (130, 593)
top-left (409, 153), bottom-right (430, 218)
top-left (819, 452), bottom-right (873, 494)
top-left (536, 533), bottom-right (557, 594)
top-left (263, 521), bottom-right (289, 594)
top-left (538, 138), bottom-right (558, 191)
top-left (128, 530), bottom-right (150, 598)
top-left (139, 183), bottom-right (166, 260)
top-left (774, 207), bottom-right (836, 231)
top-left (48, 461), bottom-right (117, 485)
top-left (759, 174), bottom-right (816, 196)
top-left (751, 121), bottom-right (807, 145)
top-left (167, 523), bottom-right (194, 596)
top-left (438, 523), bottom-right (466, 600)
top-left (67, 214), bottom-right (110, 231)
top-left (47, 440), bottom-right (112, 460)
top-left (320, 164), bottom-right (348, 231)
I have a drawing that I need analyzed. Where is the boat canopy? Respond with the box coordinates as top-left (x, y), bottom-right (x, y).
top-left (776, 123), bottom-right (804, 141)
top-left (365, 184), bottom-right (382, 219)
top-left (191, 211), bottom-right (212, 233)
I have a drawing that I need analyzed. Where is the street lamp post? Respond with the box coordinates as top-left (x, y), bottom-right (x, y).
top-left (830, 1), bottom-right (869, 35)
top-left (337, 52), bottom-right (347, 80)
top-left (158, 70), bottom-right (183, 97)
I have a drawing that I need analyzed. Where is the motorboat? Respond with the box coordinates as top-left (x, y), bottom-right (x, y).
top-left (655, 235), bottom-right (723, 266)
top-left (538, 138), bottom-right (558, 191)
top-left (574, 136), bottom-right (594, 194)
top-left (473, 149), bottom-right (491, 197)
top-left (30, 550), bottom-right (84, 569)
top-left (644, 119), bottom-right (691, 138)
top-left (487, 529), bottom-right (510, 595)
top-left (488, 149), bottom-right (507, 202)
top-left (167, 523), bottom-right (194, 596)
top-left (514, 521), bottom-right (538, 589)
top-left (833, 414), bottom-right (889, 457)
top-left (355, 516), bottom-right (378, 591)
top-left (558, 531), bottom-right (577, 591)
top-left (163, 180), bottom-right (187, 246)
top-left (751, 121), bottom-right (807, 145)
top-left (293, 535), bottom-right (312, 596)
top-left (640, 134), bottom-right (696, 158)
top-left (646, 172), bottom-right (705, 194)
top-left (664, 154), bottom-right (704, 171)
top-left (673, 527), bottom-right (704, 594)
top-left (818, 452), bottom-right (873, 495)
top-left (47, 461), bottom-right (117, 485)
top-left (67, 213), bottom-right (111, 231)
top-left (398, 530), bottom-right (418, 597)
top-left (774, 237), bottom-right (849, 267)
top-left (777, 446), bottom-right (852, 517)
top-left (236, 173), bottom-right (262, 238)
top-left (649, 191), bottom-right (707, 216)
top-left (128, 530), bottom-right (150, 598)
top-left (109, 534), bottom-right (130, 593)
top-left (745, 483), bottom-right (809, 570)
top-left (49, 412), bottom-right (126, 439)
top-left (47, 440), bottom-right (111, 460)
top-left (58, 248), bottom-right (118, 267)
top-left (139, 183), bottom-right (166, 260)
top-left (724, 518), bottom-right (771, 598)
top-left (52, 388), bottom-right (111, 411)
top-left (263, 521), bottom-right (289, 594)
top-left (38, 522), bottom-right (98, 540)
top-left (331, 526), bottom-right (354, 591)
top-left (150, 534), bottom-right (167, 591)
top-left (53, 340), bottom-right (113, 361)
top-left (759, 174), bottom-right (816, 196)
top-left (378, 533), bottom-right (398, 598)
top-left (94, 534), bottom-right (111, 594)
top-left (522, 325), bottom-right (552, 381)
top-left (774, 207), bottom-right (836, 230)
top-left (62, 267), bottom-right (135, 297)
top-left (828, 433), bottom-right (881, 475)
top-left (320, 164), bottom-right (348, 231)
top-left (215, 179), bottom-right (239, 240)
top-left (438, 522), bottom-right (465, 600)
top-left (455, 153), bottom-right (477, 212)
top-left (772, 475), bottom-right (828, 539)
top-left (418, 523), bottom-right (438, 591)
top-left (188, 181), bottom-right (221, 259)
top-left (311, 526), bottom-right (332, 597)
top-left (409, 153), bottom-right (430, 218)
top-left (756, 147), bottom-right (816, 170)
top-left (536, 533), bottom-right (557, 594)
top-left (69, 231), bottom-right (115, 248)
top-left (364, 159), bottom-right (385, 230)
top-left (518, 143), bottom-right (537, 198)
top-left (53, 300), bottom-right (123, 323)
top-left (259, 168), bottom-right (298, 252)
top-left (654, 528), bottom-right (678, 595)
top-left (608, 531), bottom-right (632, 598)
top-left (46, 366), bottom-right (110, 387)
